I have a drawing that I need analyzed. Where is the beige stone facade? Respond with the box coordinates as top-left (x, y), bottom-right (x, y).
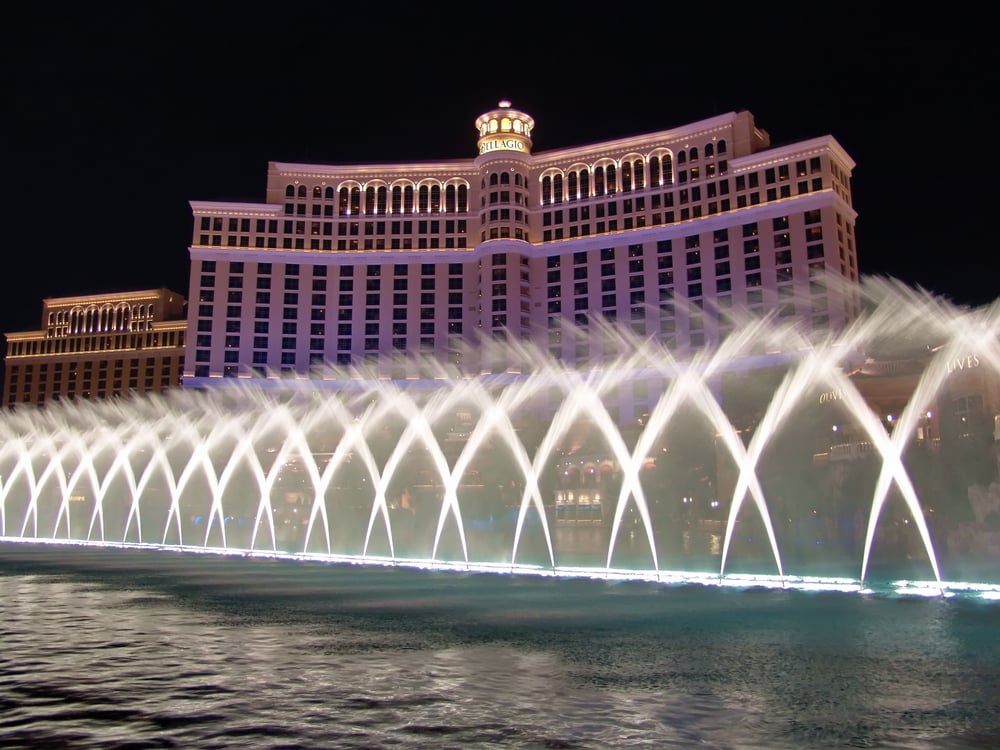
top-left (3, 289), bottom-right (186, 406)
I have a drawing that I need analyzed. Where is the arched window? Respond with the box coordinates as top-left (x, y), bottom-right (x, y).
top-left (313, 186), bottom-right (322, 199)
top-left (567, 171), bottom-right (578, 200)
top-left (339, 187), bottom-right (350, 215)
top-left (650, 157), bottom-right (661, 186)
top-left (297, 185), bottom-right (307, 198)
top-left (689, 147), bottom-right (699, 161)
top-left (605, 163), bottom-right (617, 194)
top-left (677, 151), bottom-right (686, 165)
top-left (457, 184), bottom-right (468, 212)
top-left (391, 185), bottom-right (402, 213)
top-left (365, 186), bottom-right (376, 214)
top-left (705, 142), bottom-right (714, 158)
top-left (430, 184), bottom-right (441, 213)
top-left (418, 185), bottom-right (429, 212)
top-left (717, 140), bottom-right (727, 155)
top-left (377, 186), bottom-right (387, 214)
top-left (594, 166), bottom-right (605, 196)
top-left (350, 187), bottom-right (361, 215)
top-left (324, 186), bottom-right (334, 200)
top-left (403, 185), bottom-right (414, 213)
top-left (542, 175), bottom-right (552, 205)
top-left (490, 173), bottom-right (499, 186)
top-left (633, 159), bottom-right (645, 190)
top-left (500, 172), bottom-right (510, 184)
top-left (621, 161), bottom-right (632, 192)
top-left (285, 185), bottom-right (295, 197)
top-left (553, 174), bottom-right (564, 203)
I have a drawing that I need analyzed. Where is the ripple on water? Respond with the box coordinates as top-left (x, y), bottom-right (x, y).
top-left (1, 548), bottom-right (998, 749)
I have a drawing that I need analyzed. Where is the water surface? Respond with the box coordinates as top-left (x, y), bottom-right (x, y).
top-left (1, 544), bottom-right (998, 749)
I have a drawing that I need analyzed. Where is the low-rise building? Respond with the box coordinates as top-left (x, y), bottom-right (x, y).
top-left (3, 288), bottom-right (187, 406)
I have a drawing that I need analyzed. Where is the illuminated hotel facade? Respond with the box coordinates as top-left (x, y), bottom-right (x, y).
top-left (2, 289), bottom-right (187, 406)
top-left (184, 102), bottom-right (861, 408)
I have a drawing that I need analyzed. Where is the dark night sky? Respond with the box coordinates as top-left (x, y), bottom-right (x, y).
top-left (4, 4), bottom-right (995, 345)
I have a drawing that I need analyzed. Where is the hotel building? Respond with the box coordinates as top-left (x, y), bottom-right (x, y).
top-left (184, 102), bottom-right (861, 405)
top-left (3, 289), bottom-right (187, 407)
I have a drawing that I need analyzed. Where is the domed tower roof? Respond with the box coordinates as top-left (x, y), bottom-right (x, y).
top-left (474, 100), bottom-right (535, 157)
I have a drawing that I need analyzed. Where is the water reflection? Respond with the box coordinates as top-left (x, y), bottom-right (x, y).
top-left (1, 546), bottom-right (998, 749)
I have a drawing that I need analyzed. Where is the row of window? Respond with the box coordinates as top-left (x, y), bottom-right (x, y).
top-left (5, 358), bottom-right (183, 405)
top-left (6, 331), bottom-right (185, 358)
top-left (5, 381), bottom-right (179, 405)
top-left (200, 261), bottom-right (465, 276)
top-left (542, 263), bottom-right (825, 307)
top-left (283, 183), bottom-right (471, 215)
top-left (540, 174), bottom-right (828, 240)
top-left (542, 158), bottom-right (827, 213)
top-left (203, 216), bottom-right (472, 235)
top-left (200, 260), bottom-right (465, 280)
top-left (46, 303), bottom-right (158, 332)
top-left (9, 368), bottom-right (178, 383)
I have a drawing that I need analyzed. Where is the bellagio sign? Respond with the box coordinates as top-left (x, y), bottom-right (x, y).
top-left (479, 136), bottom-right (529, 155)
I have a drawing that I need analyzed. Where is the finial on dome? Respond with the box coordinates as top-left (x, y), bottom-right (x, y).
top-left (498, 99), bottom-right (511, 108)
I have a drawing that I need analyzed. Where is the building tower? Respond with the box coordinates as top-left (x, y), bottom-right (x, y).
top-left (474, 101), bottom-right (536, 348)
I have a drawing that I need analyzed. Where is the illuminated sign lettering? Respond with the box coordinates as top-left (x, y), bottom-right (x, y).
top-left (947, 354), bottom-right (981, 373)
top-left (819, 390), bottom-right (844, 404)
top-left (479, 136), bottom-right (527, 155)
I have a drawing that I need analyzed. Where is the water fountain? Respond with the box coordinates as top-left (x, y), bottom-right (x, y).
top-left (2, 277), bottom-right (999, 597)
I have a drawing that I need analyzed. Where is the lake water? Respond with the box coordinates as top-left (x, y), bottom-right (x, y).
top-left (1, 543), bottom-right (998, 749)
